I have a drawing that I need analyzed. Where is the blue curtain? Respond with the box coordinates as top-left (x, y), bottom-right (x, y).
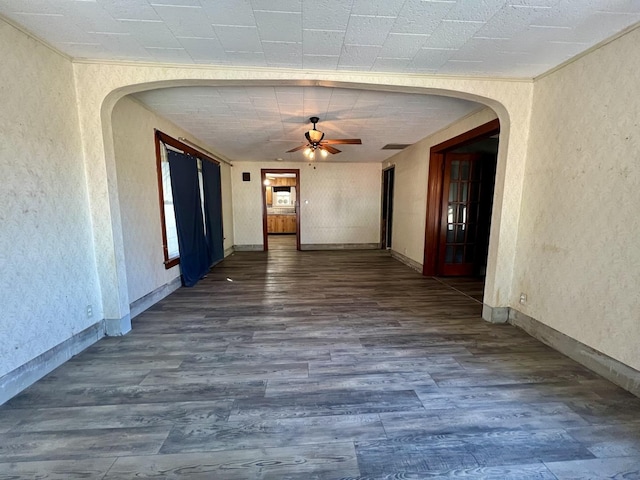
top-left (167, 150), bottom-right (210, 287)
top-left (202, 160), bottom-right (225, 266)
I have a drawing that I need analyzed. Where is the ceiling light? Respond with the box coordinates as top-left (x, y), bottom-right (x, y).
top-left (305, 116), bottom-right (325, 145)
top-left (321, 149), bottom-right (328, 158)
top-left (307, 128), bottom-right (323, 143)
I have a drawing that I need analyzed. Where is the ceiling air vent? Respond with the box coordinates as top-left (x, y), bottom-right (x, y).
top-left (382, 143), bottom-right (411, 150)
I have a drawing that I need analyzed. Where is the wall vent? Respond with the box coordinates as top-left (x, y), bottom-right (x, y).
top-left (381, 143), bottom-right (411, 150)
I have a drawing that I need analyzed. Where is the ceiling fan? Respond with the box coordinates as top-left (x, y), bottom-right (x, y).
top-left (286, 117), bottom-right (362, 159)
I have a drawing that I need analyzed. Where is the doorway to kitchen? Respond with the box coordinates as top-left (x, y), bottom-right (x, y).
top-left (261, 169), bottom-right (300, 251)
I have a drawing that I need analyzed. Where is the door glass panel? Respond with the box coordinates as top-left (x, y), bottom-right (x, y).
top-left (454, 246), bottom-right (464, 263)
top-left (472, 163), bottom-right (481, 180)
top-left (446, 225), bottom-right (454, 243)
top-left (451, 161), bottom-right (460, 180)
top-left (460, 161), bottom-right (470, 180)
top-left (460, 183), bottom-right (468, 202)
top-left (448, 183), bottom-right (458, 202)
top-left (445, 246), bottom-right (454, 263)
top-left (470, 183), bottom-right (480, 202)
top-left (448, 205), bottom-right (456, 224)
top-left (455, 226), bottom-right (465, 243)
top-left (457, 205), bottom-right (466, 223)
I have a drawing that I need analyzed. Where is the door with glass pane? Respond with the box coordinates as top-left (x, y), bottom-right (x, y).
top-left (438, 153), bottom-right (495, 276)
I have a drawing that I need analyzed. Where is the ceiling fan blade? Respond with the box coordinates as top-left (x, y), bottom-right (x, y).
top-left (321, 145), bottom-right (341, 154)
top-left (321, 138), bottom-right (362, 145)
top-left (286, 144), bottom-right (307, 153)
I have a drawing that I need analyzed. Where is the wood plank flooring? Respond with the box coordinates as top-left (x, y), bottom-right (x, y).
top-left (2, 249), bottom-right (640, 479)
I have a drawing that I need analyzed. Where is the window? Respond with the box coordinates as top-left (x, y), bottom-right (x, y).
top-left (155, 130), bottom-right (218, 269)
top-left (159, 144), bottom-right (180, 262)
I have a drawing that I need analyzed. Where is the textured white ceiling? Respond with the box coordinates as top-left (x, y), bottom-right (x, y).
top-left (3, 0), bottom-right (639, 163)
top-left (3, 0), bottom-right (639, 76)
top-left (134, 86), bottom-right (482, 162)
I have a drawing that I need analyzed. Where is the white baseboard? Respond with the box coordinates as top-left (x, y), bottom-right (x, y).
top-left (300, 243), bottom-right (379, 250)
top-left (129, 276), bottom-right (181, 319)
top-left (233, 244), bottom-right (263, 251)
top-left (0, 321), bottom-right (105, 405)
top-left (389, 250), bottom-right (422, 272)
top-left (510, 308), bottom-right (640, 397)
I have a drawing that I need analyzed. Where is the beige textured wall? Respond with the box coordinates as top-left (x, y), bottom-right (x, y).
top-left (388, 108), bottom-right (499, 266)
top-left (513, 27), bottom-right (640, 369)
top-left (0, 22), bottom-right (101, 376)
top-left (231, 161), bottom-right (382, 246)
top-left (113, 98), bottom-right (173, 302)
top-left (112, 97), bottom-right (234, 303)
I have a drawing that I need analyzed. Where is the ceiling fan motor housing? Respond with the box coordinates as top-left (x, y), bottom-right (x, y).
top-left (306, 117), bottom-right (324, 145)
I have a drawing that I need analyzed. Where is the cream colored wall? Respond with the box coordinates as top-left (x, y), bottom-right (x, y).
top-left (231, 161), bottom-right (382, 246)
top-left (112, 97), bottom-right (178, 303)
top-left (302, 162), bottom-right (382, 245)
top-left (513, 27), bottom-right (640, 369)
top-left (0, 22), bottom-right (101, 376)
top-left (232, 163), bottom-right (266, 246)
top-left (112, 96), bottom-right (234, 303)
top-left (387, 108), bottom-right (499, 266)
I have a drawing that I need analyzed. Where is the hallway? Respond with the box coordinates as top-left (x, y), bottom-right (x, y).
top-left (1, 250), bottom-right (640, 478)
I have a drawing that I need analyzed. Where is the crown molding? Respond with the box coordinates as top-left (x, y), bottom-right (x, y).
top-left (535, 20), bottom-right (640, 82)
top-left (0, 13), bottom-right (71, 61)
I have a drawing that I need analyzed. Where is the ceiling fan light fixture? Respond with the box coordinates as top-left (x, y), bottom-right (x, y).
top-left (307, 128), bottom-right (324, 143)
top-left (288, 117), bottom-right (361, 157)
top-left (306, 116), bottom-right (324, 144)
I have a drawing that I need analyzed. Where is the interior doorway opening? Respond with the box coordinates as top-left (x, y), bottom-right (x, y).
top-left (261, 169), bottom-right (300, 251)
top-left (381, 166), bottom-right (395, 249)
top-left (423, 119), bottom-right (500, 280)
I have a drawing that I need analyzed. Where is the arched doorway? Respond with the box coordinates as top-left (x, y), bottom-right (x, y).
top-left (85, 72), bottom-right (524, 330)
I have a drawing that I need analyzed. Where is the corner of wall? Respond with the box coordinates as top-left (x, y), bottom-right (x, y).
top-left (481, 304), bottom-right (510, 324)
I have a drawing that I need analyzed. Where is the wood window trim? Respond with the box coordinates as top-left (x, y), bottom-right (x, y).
top-left (154, 129), bottom-right (220, 269)
top-left (422, 119), bottom-right (500, 276)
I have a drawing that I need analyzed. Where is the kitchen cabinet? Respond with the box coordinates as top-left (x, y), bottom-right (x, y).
top-left (267, 214), bottom-right (296, 233)
top-left (269, 177), bottom-right (296, 187)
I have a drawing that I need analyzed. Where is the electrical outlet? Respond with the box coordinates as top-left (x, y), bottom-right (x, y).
top-left (86, 304), bottom-right (93, 318)
top-left (519, 293), bottom-right (527, 305)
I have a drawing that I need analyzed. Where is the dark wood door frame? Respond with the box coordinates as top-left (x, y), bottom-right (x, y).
top-left (261, 168), bottom-right (300, 251)
top-left (381, 165), bottom-right (395, 249)
top-left (422, 119), bottom-right (500, 276)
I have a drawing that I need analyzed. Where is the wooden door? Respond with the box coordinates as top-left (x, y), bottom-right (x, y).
top-left (438, 153), bottom-right (495, 276)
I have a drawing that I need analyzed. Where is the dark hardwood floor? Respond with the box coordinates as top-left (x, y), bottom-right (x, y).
top-left (267, 233), bottom-right (297, 250)
top-left (1, 249), bottom-right (640, 479)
